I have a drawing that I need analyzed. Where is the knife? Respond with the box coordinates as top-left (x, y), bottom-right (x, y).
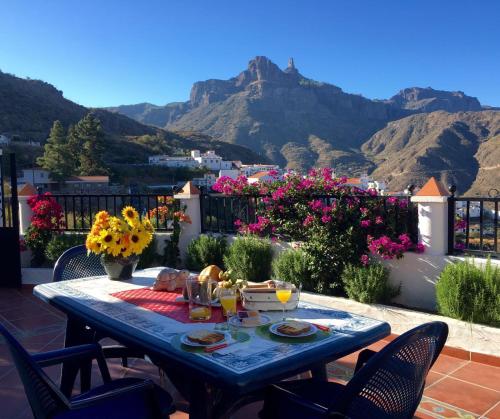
top-left (204, 339), bottom-right (237, 353)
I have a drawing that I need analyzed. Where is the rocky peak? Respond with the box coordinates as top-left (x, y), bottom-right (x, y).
top-left (388, 87), bottom-right (482, 112)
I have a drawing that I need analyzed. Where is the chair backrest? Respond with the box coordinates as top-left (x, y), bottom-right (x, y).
top-left (53, 245), bottom-right (105, 282)
top-left (336, 321), bottom-right (448, 419)
top-left (0, 323), bottom-right (70, 418)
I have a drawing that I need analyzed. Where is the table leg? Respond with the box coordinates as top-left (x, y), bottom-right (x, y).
top-left (310, 363), bottom-right (328, 381)
top-left (187, 380), bottom-right (216, 419)
top-left (60, 316), bottom-right (93, 397)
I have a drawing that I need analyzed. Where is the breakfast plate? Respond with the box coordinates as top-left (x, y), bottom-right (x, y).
top-left (269, 321), bottom-right (318, 338)
top-left (180, 330), bottom-right (230, 347)
top-left (229, 314), bottom-right (272, 328)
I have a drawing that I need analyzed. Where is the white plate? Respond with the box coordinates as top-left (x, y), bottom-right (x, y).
top-left (180, 331), bottom-right (230, 347)
top-left (229, 314), bottom-right (272, 328)
top-left (269, 321), bottom-right (318, 338)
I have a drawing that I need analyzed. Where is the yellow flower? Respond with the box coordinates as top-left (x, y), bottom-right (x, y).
top-left (122, 206), bottom-right (139, 224)
top-left (99, 229), bottom-right (117, 249)
top-left (95, 210), bottom-right (110, 226)
top-left (109, 216), bottom-right (126, 232)
top-left (86, 235), bottom-right (101, 254)
top-left (142, 217), bottom-right (154, 233)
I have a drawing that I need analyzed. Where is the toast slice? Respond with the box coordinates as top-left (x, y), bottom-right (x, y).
top-left (277, 321), bottom-right (311, 336)
top-left (187, 330), bottom-right (225, 345)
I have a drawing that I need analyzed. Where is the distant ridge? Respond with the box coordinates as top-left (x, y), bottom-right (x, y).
top-left (108, 56), bottom-right (490, 183)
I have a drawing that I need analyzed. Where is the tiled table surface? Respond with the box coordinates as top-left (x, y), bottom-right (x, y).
top-left (0, 286), bottom-right (499, 419)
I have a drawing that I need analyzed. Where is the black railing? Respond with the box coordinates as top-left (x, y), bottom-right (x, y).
top-left (448, 195), bottom-right (500, 258)
top-left (200, 193), bottom-right (418, 242)
top-left (52, 193), bottom-right (178, 232)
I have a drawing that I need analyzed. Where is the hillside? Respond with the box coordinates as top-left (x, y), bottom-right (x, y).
top-left (361, 111), bottom-right (500, 195)
top-left (0, 70), bottom-right (266, 168)
top-left (108, 56), bottom-right (488, 175)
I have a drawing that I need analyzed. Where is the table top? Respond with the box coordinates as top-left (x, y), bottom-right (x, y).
top-left (34, 267), bottom-right (390, 392)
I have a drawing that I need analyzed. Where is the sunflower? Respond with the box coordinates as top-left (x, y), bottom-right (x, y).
top-left (85, 235), bottom-right (101, 254)
top-left (107, 237), bottom-right (123, 257)
top-left (99, 229), bottom-right (117, 250)
top-left (122, 206), bottom-right (139, 225)
top-left (109, 216), bottom-right (126, 233)
top-left (95, 210), bottom-right (110, 227)
top-left (127, 228), bottom-right (149, 254)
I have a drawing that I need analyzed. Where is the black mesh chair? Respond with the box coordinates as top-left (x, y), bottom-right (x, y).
top-left (0, 323), bottom-right (174, 419)
top-left (260, 321), bottom-right (448, 419)
top-left (53, 245), bottom-right (145, 387)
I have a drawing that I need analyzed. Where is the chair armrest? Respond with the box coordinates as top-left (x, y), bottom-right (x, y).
top-left (354, 348), bottom-right (377, 373)
top-left (68, 380), bottom-right (158, 411)
top-left (33, 343), bottom-right (111, 382)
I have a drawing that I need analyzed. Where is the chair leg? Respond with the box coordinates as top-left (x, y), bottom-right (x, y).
top-left (80, 360), bottom-right (92, 393)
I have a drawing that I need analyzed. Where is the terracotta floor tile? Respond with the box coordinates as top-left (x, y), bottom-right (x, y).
top-left (424, 371), bottom-right (446, 388)
top-left (451, 362), bottom-right (500, 392)
top-left (485, 401), bottom-right (500, 419)
top-left (424, 377), bottom-right (499, 415)
top-left (430, 354), bottom-right (469, 375)
top-left (418, 397), bottom-right (480, 418)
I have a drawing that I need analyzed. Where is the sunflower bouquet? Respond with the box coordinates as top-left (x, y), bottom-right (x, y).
top-left (86, 206), bottom-right (154, 259)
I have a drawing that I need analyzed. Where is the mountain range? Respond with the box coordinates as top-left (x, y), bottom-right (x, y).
top-left (0, 70), bottom-right (265, 170)
top-left (108, 57), bottom-right (499, 194)
top-left (1, 56), bottom-right (498, 195)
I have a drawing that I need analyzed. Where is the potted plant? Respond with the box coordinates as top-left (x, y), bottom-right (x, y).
top-left (86, 207), bottom-right (154, 280)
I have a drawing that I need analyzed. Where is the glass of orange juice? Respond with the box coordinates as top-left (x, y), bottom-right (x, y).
top-left (219, 287), bottom-right (237, 330)
top-left (186, 277), bottom-right (213, 321)
top-left (275, 281), bottom-right (293, 321)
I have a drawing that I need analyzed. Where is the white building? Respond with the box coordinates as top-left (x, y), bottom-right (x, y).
top-left (240, 164), bottom-right (280, 177)
top-left (191, 150), bottom-right (233, 171)
top-left (148, 155), bottom-right (198, 168)
top-left (17, 168), bottom-right (56, 189)
top-left (248, 171), bottom-right (277, 184)
top-left (344, 174), bottom-right (387, 194)
top-left (219, 169), bottom-right (241, 180)
top-left (149, 150), bottom-right (233, 171)
top-left (191, 173), bottom-right (217, 189)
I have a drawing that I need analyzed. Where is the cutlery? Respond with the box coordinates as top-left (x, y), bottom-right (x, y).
top-left (204, 340), bottom-right (236, 353)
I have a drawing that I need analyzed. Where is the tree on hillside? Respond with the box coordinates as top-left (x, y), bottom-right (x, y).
top-left (36, 120), bottom-right (74, 181)
top-left (74, 113), bottom-right (108, 176)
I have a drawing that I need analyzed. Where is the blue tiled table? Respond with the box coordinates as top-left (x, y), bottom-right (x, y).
top-left (34, 267), bottom-right (390, 419)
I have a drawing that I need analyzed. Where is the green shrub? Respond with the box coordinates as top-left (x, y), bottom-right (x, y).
top-left (185, 235), bottom-right (227, 271)
top-left (45, 233), bottom-right (86, 264)
top-left (223, 235), bottom-right (273, 282)
top-left (272, 249), bottom-right (314, 290)
top-left (436, 258), bottom-right (499, 326)
top-left (341, 262), bottom-right (399, 304)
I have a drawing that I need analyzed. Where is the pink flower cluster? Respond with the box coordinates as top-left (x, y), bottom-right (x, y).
top-left (368, 233), bottom-right (424, 259)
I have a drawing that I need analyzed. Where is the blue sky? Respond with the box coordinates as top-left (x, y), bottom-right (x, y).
top-left (1, 0), bottom-right (499, 107)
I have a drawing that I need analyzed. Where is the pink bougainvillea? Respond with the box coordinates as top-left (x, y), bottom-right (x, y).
top-left (212, 169), bottom-right (421, 289)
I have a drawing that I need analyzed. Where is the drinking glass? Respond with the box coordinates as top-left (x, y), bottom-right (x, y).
top-left (186, 277), bottom-right (213, 321)
top-left (219, 287), bottom-right (237, 330)
top-left (275, 281), bottom-right (293, 321)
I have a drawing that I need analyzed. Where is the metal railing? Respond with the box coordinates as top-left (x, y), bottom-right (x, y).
top-left (52, 193), bottom-right (178, 232)
top-left (448, 195), bottom-right (500, 258)
top-left (200, 193), bottom-right (418, 242)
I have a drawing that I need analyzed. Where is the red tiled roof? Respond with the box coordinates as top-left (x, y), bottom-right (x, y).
top-left (18, 183), bottom-right (37, 196)
top-left (249, 171), bottom-right (271, 179)
top-left (415, 177), bottom-right (449, 197)
top-left (345, 177), bottom-right (362, 185)
top-left (181, 181), bottom-right (200, 195)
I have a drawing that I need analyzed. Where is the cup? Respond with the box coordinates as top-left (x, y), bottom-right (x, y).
top-left (186, 276), bottom-right (214, 321)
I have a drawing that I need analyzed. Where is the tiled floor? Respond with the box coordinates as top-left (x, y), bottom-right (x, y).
top-left (1, 287), bottom-right (499, 419)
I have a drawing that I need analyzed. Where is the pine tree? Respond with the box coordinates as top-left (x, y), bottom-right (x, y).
top-left (36, 120), bottom-right (74, 181)
top-left (74, 113), bottom-right (108, 176)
